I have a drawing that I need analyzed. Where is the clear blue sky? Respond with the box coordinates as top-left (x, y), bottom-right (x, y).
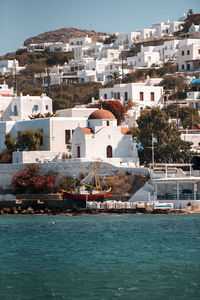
top-left (0, 0), bottom-right (199, 55)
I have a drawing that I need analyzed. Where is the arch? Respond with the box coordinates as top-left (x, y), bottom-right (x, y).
top-left (107, 145), bottom-right (112, 158)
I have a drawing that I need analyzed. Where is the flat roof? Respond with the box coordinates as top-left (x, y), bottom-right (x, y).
top-left (153, 177), bottom-right (200, 182)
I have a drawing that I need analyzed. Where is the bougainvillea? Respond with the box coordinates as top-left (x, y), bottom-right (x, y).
top-left (11, 164), bottom-right (56, 194)
top-left (102, 100), bottom-right (127, 125)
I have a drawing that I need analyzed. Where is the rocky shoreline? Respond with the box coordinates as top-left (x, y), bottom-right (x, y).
top-left (0, 206), bottom-right (199, 216)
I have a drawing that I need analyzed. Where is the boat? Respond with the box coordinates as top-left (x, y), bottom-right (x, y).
top-left (62, 164), bottom-right (111, 202)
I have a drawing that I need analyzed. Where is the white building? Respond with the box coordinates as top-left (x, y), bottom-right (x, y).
top-left (56, 107), bottom-right (97, 118)
top-left (0, 117), bottom-right (87, 155)
top-left (71, 109), bottom-right (139, 166)
top-left (50, 42), bottom-right (70, 52)
top-left (178, 39), bottom-right (200, 72)
top-left (99, 81), bottom-right (163, 107)
top-left (0, 86), bottom-right (52, 121)
top-left (0, 83), bottom-right (14, 97)
top-left (69, 36), bottom-right (92, 51)
top-left (114, 32), bottom-right (140, 48)
top-left (0, 60), bottom-right (25, 76)
top-left (127, 46), bottom-right (161, 68)
top-left (181, 129), bottom-right (200, 153)
top-left (27, 43), bottom-right (52, 52)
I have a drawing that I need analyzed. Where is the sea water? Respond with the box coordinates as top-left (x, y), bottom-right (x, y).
top-left (0, 214), bottom-right (200, 300)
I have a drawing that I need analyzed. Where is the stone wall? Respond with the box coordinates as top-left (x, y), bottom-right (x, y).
top-left (0, 161), bottom-right (149, 190)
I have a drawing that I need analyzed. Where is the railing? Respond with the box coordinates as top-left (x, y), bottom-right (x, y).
top-left (157, 193), bottom-right (200, 200)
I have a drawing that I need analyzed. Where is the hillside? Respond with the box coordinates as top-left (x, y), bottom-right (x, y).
top-left (24, 27), bottom-right (108, 45)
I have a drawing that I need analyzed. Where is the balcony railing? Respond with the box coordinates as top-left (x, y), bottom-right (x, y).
top-left (157, 193), bottom-right (200, 200)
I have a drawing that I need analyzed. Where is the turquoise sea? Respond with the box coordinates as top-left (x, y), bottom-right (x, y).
top-left (0, 214), bottom-right (200, 300)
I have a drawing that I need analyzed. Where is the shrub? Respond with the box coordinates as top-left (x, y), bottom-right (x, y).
top-left (11, 164), bottom-right (56, 194)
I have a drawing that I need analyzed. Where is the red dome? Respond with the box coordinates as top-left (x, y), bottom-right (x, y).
top-left (88, 109), bottom-right (116, 120)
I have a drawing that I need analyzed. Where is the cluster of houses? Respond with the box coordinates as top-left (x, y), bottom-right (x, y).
top-left (1, 13), bottom-right (200, 84)
top-left (0, 12), bottom-right (199, 168)
top-left (0, 75), bottom-right (200, 166)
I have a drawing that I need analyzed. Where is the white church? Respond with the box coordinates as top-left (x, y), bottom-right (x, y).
top-left (72, 109), bottom-right (139, 167)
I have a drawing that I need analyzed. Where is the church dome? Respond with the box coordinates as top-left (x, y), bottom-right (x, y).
top-left (88, 109), bottom-right (116, 120)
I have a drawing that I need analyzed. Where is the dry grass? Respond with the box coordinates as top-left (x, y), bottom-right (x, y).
top-left (104, 171), bottom-right (147, 196)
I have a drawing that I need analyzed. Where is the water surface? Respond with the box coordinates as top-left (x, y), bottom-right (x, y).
top-left (0, 214), bottom-right (200, 299)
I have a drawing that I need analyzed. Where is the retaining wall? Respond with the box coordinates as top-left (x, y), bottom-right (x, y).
top-left (0, 161), bottom-right (149, 190)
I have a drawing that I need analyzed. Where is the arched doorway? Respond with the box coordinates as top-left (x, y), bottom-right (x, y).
top-left (107, 145), bottom-right (112, 158)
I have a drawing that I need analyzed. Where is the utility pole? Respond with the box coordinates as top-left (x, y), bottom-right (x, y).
top-left (176, 98), bottom-right (179, 129)
top-left (121, 48), bottom-right (124, 83)
top-left (47, 68), bottom-right (50, 97)
top-left (152, 133), bottom-right (154, 165)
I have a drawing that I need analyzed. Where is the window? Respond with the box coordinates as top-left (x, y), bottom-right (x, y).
top-left (198, 49), bottom-right (200, 54)
top-left (150, 92), bottom-right (155, 101)
top-left (140, 92), bottom-right (144, 101)
top-left (187, 64), bottom-right (190, 71)
top-left (46, 105), bottom-right (49, 110)
top-left (104, 94), bottom-right (107, 100)
top-left (117, 93), bottom-right (120, 100)
top-left (125, 92), bottom-right (128, 101)
top-left (33, 104), bottom-right (39, 112)
top-left (65, 130), bottom-right (70, 144)
top-left (182, 51), bottom-right (184, 56)
top-left (182, 65), bottom-right (184, 70)
top-left (106, 145), bottom-right (112, 158)
top-left (107, 121), bottom-right (109, 126)
top-left (187, 50), bottom-right (190, 55)
top-left (14, 105), bottom-right (18, 116)
top-left (77, 146), bottom-right (80, 158)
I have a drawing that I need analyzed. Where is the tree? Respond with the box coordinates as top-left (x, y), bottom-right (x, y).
top-left (103, 34), bottom-right (117, 44)
top-left (160, 75), bottom-right (185, 90)
top-left (178, 107), bottom-right (200, 129)
top-left (102, 100), bottom-right (127, 125)
top-left (16, 130), bottom-right (42, 151)
top-left (136, 107), bottom-right (192, 164)
top-left (107, 71), bottom-right (121, 83)
top-left (5, 133), bottom-right (16, 153)
top-left (129, 127), bottom-right (140, 139)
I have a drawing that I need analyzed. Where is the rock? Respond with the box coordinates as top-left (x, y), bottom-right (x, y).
top-left (27, 207), bottom-right (34, 214)
top-left (12, 207), bottom-right (18, 214)
top-left (4, 207), bottom-right (11, 214)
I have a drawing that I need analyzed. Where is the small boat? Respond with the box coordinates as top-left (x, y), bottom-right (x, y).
top-left (62, 164), bottom-right (111, 202)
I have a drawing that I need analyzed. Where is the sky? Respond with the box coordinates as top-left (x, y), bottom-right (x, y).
top-left (0, 0), bottom-right (199, 55)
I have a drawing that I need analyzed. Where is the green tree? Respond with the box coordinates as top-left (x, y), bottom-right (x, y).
top-left (16, 130), bottom-right (42, 151)
top-left (178, 107), bottom-right (200, 129)
top-left (136, 107), bottom-right (192, 164)
top-left (103, 34), bottom-right (117, 44)
top-left (106, 71), bottom-right (121, 83)
top-left (160, 75), bottom-right (185, 90)
top-left (129, 127), bottom-right (140, 139)
top-left (5, 133), bottom-right (16, 153)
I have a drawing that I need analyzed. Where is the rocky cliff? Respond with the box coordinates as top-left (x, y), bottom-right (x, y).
top-left (24, 27), bottom-right (108, 45)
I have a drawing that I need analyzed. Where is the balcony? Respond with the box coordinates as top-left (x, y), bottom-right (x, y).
top-left (157, 193), bottom-right (200, 200)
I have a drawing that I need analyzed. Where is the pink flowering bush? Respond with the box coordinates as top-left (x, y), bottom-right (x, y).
top-left (11, 164), bottom-right (56, 194)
